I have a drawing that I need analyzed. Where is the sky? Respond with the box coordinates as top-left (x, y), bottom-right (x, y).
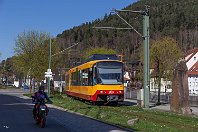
top-left (0, 0), bottom-right (137, 61)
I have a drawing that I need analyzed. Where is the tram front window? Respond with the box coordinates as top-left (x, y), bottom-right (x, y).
top-left (98, 68), bottom-right (122, 84)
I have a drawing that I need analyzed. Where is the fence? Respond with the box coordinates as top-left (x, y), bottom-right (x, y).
top-left (125, 88), bottom-right (198, 107)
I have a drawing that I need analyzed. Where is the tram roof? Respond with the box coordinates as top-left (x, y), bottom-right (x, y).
top-left (87, 54), bottom-right (119, 61)
top-left (68, 54), bottom-right (121, 72)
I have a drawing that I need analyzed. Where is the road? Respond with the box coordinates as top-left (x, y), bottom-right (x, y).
top-left (0, 88), bottom-right (131, 132)
top-left (0, 94), bottom-right (69, 132)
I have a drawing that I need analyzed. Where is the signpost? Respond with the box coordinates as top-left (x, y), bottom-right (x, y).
top-left (46, 41), bottom-right (80, 96)
top-left (45, 69), bottom-right (52, 96)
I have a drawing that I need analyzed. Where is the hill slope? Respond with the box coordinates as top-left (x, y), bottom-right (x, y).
top-left (57, 0), bottom-right (197, 62)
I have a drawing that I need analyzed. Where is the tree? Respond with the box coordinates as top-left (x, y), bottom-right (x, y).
top-left (83, 47), bottom-right (118, 59)
top-left (150, 37), bottom-right (183, 105)
top-left (13, 30), bottom-right (59, 81)
top-left (29, 40), bottom-right (59, 80)
top-left (56, 0), bottom-right (197, 63)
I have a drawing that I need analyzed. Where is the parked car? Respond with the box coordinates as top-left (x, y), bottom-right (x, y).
top-left (22, 83), bottom-right (29, 89)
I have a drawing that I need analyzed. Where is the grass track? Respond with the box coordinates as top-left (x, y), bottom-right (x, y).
top-left (25, 93), bottom-right (198, 132)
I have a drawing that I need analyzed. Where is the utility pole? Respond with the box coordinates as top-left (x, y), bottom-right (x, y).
top-left (48, 38), bottom-right (51, 96)
top-left (45, 42), bottom-right (80, 96)
top-left (143, 7), bottom-right (150, 108)
top-left (93, 6), bottom-right (150, 108)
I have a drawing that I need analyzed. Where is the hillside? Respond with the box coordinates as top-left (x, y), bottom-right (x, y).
top-left (0, 0), bottom-right (197, 83)
top-left (56, 0), bottom-right (198, 63)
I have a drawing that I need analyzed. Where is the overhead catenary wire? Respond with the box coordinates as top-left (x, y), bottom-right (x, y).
top-left (51, 42), bottom-right (80, 57)
top-left (93, 8), bottom-right (145, 38)
top-left (112, 8), bottom-right (144, 38)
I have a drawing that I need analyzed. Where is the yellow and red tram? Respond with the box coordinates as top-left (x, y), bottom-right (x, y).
top-left (65, 54), bottom-right (124, 103)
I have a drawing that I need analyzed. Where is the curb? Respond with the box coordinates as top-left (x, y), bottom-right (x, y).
top-left (21, 95), bottom-right (134, 132)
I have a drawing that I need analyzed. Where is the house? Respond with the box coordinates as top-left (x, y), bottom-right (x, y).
top-left (185, 48), bottom-right (198, 95)
top-left (150, 78), bottom-right (172, 94)
top-left (149, 68), bottom-right (172, 94)
top-left (188, 62), bottom-right (198, 95)
top-left (126, 48), bottom-right (198, 96)
top-left (185, 48), bottom-right (198, 70)
top-left (150, 48), bottom-right (198, 95)
top-left (124, 72), bottom-right (130, 87)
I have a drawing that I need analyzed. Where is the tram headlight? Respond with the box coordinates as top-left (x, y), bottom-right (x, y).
top-left (100, 90), bottom-right (104, 94)
top-left (99, 90), bottom-right (106, 94)
top-left (118, 90), bottom-right (122, 94)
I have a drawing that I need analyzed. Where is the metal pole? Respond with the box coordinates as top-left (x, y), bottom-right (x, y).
top-left (143, 9), bottom-right (150, 108)
top-left (92, 6), bottom-right (150, 108)
top-left (60, 69), bottom-right (62, 95)
top-left (48, 38), bottom-right (51, 96)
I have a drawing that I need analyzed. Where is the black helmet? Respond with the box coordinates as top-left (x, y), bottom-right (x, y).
top-left (39, 85), bottom-right (45, 91)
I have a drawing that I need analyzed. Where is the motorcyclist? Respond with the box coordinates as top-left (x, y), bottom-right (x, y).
top-left (32, 85), bottom-right (52, 119)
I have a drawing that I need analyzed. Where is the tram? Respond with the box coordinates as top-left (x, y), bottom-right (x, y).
top-left (65, 54), bottom-right (124, 104)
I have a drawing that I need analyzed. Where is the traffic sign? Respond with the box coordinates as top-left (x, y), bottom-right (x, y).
top-left (45, 69), bottom-right (53, 78)
top-left (45, 74), bottom-right (52, 78)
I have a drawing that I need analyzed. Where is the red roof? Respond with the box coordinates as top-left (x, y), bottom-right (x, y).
top-left (186, 48), bottom-right (198, 62)
top-left (124, 77), bottom-right (131, 81)
top-left (188, 61), bottom-right (198, 75)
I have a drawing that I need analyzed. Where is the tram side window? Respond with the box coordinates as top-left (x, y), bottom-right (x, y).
top-left (93, 66), bottom-right (97, 85)
top-left (81, 69), bottom-right (89, 86)
top-left (78, 70), bottom-right (81, 86)
top-left (88, 68), bottom-right (93, 86)
top-left (71, 71), bottom-right (78, 86)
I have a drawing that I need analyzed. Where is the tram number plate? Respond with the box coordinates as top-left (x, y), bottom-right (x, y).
top-left (107, 95), bottom-right (118, 101)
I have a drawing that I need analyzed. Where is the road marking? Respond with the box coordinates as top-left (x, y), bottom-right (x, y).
top-left (3, 103), bottom-right (34, 106)
top-left (3, 125), bottom-right (9, 129)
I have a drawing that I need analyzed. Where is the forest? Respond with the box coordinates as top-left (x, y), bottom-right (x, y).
top-left (0, 0), bottom-right (197, 85)
top-left (56, 0), bottom-right (197, 63)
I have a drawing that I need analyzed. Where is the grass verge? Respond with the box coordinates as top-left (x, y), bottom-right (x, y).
top-left (0, 85), bottom-right (7, 89)
top-left (24, 93), bottom-right (198, 132)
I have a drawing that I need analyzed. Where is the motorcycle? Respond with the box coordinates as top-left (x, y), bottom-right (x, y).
top-left (31, 95), bottom-right (52, 128)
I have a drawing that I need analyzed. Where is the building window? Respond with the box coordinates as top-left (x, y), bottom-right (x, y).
top-left (151, 83), bottom-right (154, 89)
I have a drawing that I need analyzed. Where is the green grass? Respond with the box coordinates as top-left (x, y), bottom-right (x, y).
top-left (24, 93), bottom-right (198, 132)
top-left (0, 85), bottom-right (7, 89)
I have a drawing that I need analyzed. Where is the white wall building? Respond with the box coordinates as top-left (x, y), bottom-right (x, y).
top-left (187, 61), bottom-right (198, 95)
top-left (150, 48), bottom-right (198, 95)
top-left (185, 48), bottom-right (198, 95)
top-left (124, 72), bottom-right (130, 87)
top-left (150, 78), bottom-right (172, 94)
top-left (126, 48), bottom-right (198, 96)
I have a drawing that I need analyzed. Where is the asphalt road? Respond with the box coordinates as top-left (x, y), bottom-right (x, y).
top-left (0, 94), bottom-right (67, 132)
top-left (0, 89), bottom-right (131, 132)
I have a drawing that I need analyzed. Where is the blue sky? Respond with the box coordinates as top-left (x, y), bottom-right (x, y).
top-left (0, 0), bottom-right (137, 60)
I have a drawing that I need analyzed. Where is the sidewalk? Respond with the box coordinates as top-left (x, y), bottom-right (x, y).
top-left (150, 103), bottom-right (198, 116)
top-left (0, 87), bottom-right (30, 96)
top-left (124, 99), bottom-right (198, 116)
